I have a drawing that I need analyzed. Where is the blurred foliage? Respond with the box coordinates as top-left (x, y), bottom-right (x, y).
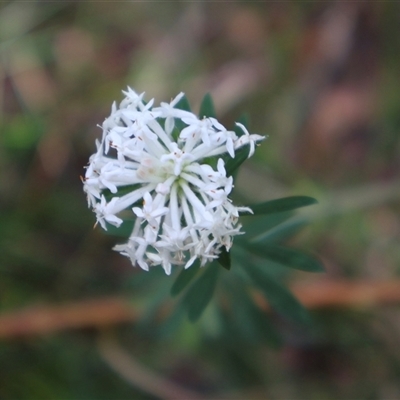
top-left (1, 1), bottom-right (400, 399)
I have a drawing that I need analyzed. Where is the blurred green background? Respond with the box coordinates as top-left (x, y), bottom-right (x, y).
top-left (1, 1), bottom-right (400, 399)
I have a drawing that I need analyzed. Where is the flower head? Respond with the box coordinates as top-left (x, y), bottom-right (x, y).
top-left (83, 87), bottom-right (264, 274)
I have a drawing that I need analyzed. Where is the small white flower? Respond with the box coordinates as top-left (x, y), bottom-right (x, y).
top-left (132, 192), bottom-right (169, 228)
top-left (83, 87), bottom-right (264, 274)
top-left (94, 196), bottom-right (123, 230)
top-left (235, 122), bottom-right (265, 158)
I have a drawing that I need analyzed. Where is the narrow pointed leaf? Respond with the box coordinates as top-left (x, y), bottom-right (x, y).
top-left (243, 196), bottom-right (318, 216)
top-left (241, 211), bottom-right (294, 240)
top-left (136, 281), bottom-right (171, 329)
top-left (226, 283), bottom-right (282, 347)
top-left (199, 93), bottom-right (216, 118)
top-left (217, 247), bottom-right (231, 270)
top-left (170, 261), bottom-right (200, 296)
top-left (251, 217), bottom-right (308, 243)
top-left (244, 264), bottom-right (311, 325)
top-left (183, 262), bottom-right (219, 322)
top-left (243, 243), bottom-right (324, 273)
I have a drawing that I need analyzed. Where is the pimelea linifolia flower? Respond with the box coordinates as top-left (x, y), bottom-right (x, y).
top-left (83, 88), bottom-right (263, 274)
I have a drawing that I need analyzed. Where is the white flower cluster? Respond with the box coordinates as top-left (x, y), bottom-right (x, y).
top-left (83, 87), bottom-right (263, 274)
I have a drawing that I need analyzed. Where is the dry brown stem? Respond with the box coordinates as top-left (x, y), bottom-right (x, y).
top-left (0, 297), bottom-right (138, 339)
top-left (1, 279), bottom-right (400, 340)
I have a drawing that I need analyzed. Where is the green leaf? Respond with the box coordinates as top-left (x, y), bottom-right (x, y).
top-left (136, 279), bottom-right (172, 330)
top-left (174, 94), bottom-right (192, 112)
top-left (251, 217), bottom-right (309, 243)
top-left (199, 93), bottom-right (216, 118)
top-left (240, 211), bottom-right (294, 240)
top-left (244, 263), bottom-right (311, 325)
top-left (183, 262), bottom-right (219, 322)
top-left (225, 283), bottom-right (282, 347)
top-left (243, 243), bottom-right (324, 273)
top-left (243, 196), bottom-right (318, 216)
top-left (170, 261), bottom-right (200, 297)
top-left (217, 247), bottom-right (231, 270)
